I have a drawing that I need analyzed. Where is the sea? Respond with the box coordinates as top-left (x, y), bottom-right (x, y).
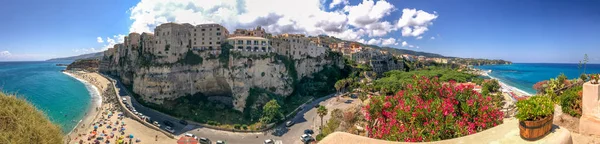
top-left (0, 61), bottom-right (93, 133)
top-left (476, 63), bottom-right (600, 95)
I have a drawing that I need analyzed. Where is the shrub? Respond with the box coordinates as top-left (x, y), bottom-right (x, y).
top-left (560, 86), bottom-right (583, 118)
top-left (533, 80), bottom-right (548, 94)
top-left (316, 133), bottom-right (325, 141)
top-left (242, 124), bottom-right (248, 130)
top-left (234, 124), bottom-right (241, 129)
top-left (0, 93), bottom-right (63, 144)
top-left (516, 96), bottom-right (554, 121)
top-left (364, 76), bottom-right (503, 142)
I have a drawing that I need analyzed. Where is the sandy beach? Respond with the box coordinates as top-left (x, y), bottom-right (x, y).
top-left (63, 71), bottom-right (176, 144)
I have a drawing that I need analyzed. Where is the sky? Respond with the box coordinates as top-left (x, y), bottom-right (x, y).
top-left (0, 0), bottom-right (598, 63)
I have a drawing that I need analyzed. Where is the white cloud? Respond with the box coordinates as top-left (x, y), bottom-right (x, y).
top-left (124, 0), bottom-right (437, 45)
top-left (430, 36), bottom-right (435, 40)
top-left (416, 36), bottom-right (423, 40)
top-left (401, 41), bottom-right (408, 47)
top-left (408, 45), bottom-right (414, 48)
top-left (97, 37), bottom-right (104, 43)
top-left (344, 0), bottom-right (395, 28)
top-left (0, 51), bottom-right (11, 58)
top-left (381, 37), bottom-right (397, 46)
top-left (329, 0), bottom-right (349, 9)
top-left (367, 38), bottom-right (382, 45)
top-left (397, 8), bottom-right (438, 37)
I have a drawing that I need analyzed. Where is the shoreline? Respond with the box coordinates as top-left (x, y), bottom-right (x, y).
top-left (62, 71), bottom-right (103, 140)
top-left (476, 69), bottom-right (533, 97)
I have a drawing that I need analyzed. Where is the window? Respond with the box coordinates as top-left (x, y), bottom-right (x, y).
top-left (194, 29), bottom-right (196, 32)
top-left (217, 42), bottom-right (221, 44)
top-left (238, 46), bottom-right (243, 49)
top-left (194, 33), bottom-right (196, 36)
top-left (202, 38), bottom-right (205, 40)
top-left (202, 33), bottom-right (205, 36)
top-left (202, 29), bottom-right (205, 31)
top-left (202, 42), bottom-right (205, 45)
top-left (216, 32), bottom-right (221, 36)
top-left (237, 40), bottom-right (243, 44)
top-left (209, 38), bottom-right (212, 40)
top-left (209, 46), bottom-right (213, 50)
top-left (217, 28), bottom-right (220, 31)
top-left (194, 42), bottom-right (196, 45)
top-left (194, 38), bottom-right (196, 41)
top-left (246, 40), bottom-right (251, 45)
top-left (209, 42), bottom-right (212, 45)
top-left (254, 40), bottom-right (258, 45)
top-left (217, 37), bottom-right (220, 40)
top-left (210, 28), bottom-right (212, 31)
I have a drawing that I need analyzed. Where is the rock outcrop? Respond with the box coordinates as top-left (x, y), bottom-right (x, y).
top-left (100, 33), bottom-right (342, 111)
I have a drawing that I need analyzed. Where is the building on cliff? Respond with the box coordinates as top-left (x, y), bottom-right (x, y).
top-left (230, 26), bottom-right (270, 38)
top-left (271, 34), bottom-right (327, 60)
top-left (352, 48), bottom-right (404, 76)
top-left (226, 36), bottom-right (273, 54)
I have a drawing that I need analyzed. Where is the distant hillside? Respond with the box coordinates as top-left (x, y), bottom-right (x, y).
top-left (46, 52), bottom-right (103, 61)
top-left (316, 36), bottom-right (448, 58)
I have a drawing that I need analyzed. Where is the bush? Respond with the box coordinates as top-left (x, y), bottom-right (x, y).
top-left (560, 86), bottom-right (583, 118)
top-left (234, 124), bottom-right (241, 129)
top-left (316, 133), bottom-right (325, 141)
top-left (364, 76), bottom-right (503, 142)
top-left (242, 124), bottom-right (248, 130)
top-left (0, 93), bottom-right (63, 144)
top-left (516, 96), bottom-right (554, 121)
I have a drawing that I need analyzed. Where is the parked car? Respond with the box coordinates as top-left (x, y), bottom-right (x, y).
top-left (264, 139), bottom-right (275, 144)
top-left (199, 137), bottom-right (211, 144)
top-left (314, 104), bottom-right (320, 108)
top-left (179, 119), bottom-right (188, 125)
top-left (216, 140), bottom-right (226, 144)
top-left (304, 129), bottom-right (314, 135)
top-left (164, 126), bottom-right (175, 133)
top-left (163, 121), bottom-right (174, 127)
top-left (300, 134), bottom-right (313, 142)
top-left (285, 121), bottom-right (295, 127)
top-left (153, 121), bottom-right (160, 127)
top-left (122, 98), bottom-right (127, 101)
top-left (184, 133), bottom-right (198, 140)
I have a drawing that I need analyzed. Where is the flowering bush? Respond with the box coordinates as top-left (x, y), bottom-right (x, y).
top-left (592, 74), bottom-right (600, 84)
top-left (363, 76), bottom-right (504, 142)
top-left (559, 86), bottom-right (583, 118)
top-left (533, 80), bottom-right (548, 94)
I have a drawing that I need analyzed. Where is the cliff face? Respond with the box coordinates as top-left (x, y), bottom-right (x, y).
top-left (100, 36), bottom-right (341, 111)
top-left (67, 59), bottom-right (100, 72)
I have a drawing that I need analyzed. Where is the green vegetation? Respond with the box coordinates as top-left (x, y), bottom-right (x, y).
top-left (516, 96), bottom-right (554, 121)
top-left (370, 68), bottom-right (478, 95)
top-left (317, 105), bottom-right (328, 133)
top-left (559, 86), bottom-right (583, 117)
top-left (0, 92), bottom-right (63, 144)
top-left (316, 108), bottom-right (342, 141)
top-left (177, 50), bottom-right (203, 65)
top-left (219, 43), bottom-right (232, 67)
top-left (260, 100), bottom-right (283, 124)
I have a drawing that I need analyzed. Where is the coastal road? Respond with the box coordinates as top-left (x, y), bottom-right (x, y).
top-left (108, 76), bottom-right (354, 144)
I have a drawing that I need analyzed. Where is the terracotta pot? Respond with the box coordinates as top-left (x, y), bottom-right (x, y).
top-left (519, 114), bottom-right (554, 141)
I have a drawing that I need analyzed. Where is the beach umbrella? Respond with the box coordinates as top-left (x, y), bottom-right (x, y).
top-left (129, 134), bottom-right (133, 139)
top-left (177, 136), bottom-right (198, 144)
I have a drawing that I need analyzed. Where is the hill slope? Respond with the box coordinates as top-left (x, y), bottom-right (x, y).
top-left (46, 52), bottom-right (103, 61)
top-left (0, 92), bottom-right (63, 144)
top-left (316, 36), bottom-right (448, 58)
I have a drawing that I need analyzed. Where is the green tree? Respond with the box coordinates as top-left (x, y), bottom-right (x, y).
top-left (260, 100), bottom-right (282, 124)
top-left (317, 105), bottom-right (328, 133)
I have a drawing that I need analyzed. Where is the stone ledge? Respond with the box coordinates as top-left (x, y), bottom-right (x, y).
top-left (319, 119), bottom-right (572, 144)
top-left (579, 115), bottom-right (600, 136)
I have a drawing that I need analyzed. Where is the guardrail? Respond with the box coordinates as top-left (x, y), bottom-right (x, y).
top-left (99, 74), bottom-right (175, 138)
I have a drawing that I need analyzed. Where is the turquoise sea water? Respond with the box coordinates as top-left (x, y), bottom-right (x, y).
top-left (476, 63), bottom-right (600, 95)
top-left (0, 61), bottom-right (92, 133)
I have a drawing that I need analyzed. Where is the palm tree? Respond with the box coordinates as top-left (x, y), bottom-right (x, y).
top-left (317, 105), bottom-right (328, 133)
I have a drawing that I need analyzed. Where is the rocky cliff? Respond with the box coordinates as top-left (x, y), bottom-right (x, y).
top-left (67, 59), bottom-right (100, 72)
top-left (101, 40), bottom-right (342, 111)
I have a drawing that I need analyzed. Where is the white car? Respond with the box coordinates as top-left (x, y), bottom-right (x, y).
top-left (300, 134), bottom-right (313, 142)
top-left (122, 98), bottom-right (127, 101)
top-left (165, 126), bottom-right (175, 133)
top-left (264, 139), bottom-right (274, 144)
top-left (184, 133), bottom-right (198, 140)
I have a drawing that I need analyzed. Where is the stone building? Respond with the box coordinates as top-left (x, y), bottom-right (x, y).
top-left (271, 34), bottom-right (327, 59)
top-left (230, 26), bottom-right (269, 38)
top-left (191, 23), bottom-right (229, 51)
top-left (227, 36), bottom-right (273, 54)
top-left (351, 48), bottom-right (403, 76)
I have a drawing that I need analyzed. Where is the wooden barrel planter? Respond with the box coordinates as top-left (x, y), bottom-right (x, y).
top-left (519, 114), bottom-right (554, 141)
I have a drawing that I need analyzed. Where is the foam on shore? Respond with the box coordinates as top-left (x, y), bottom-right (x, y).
top-left (62, 71), bottom-right (103, 135)
top-left (480, 70), bottom-right (533, 96)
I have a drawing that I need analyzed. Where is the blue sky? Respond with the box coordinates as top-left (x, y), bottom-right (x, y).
top-left (0, 0), bottom-right (598, 63)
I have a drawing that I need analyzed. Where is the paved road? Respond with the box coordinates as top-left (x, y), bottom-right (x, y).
top-left (107, 75), bottom-right (356, 144)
